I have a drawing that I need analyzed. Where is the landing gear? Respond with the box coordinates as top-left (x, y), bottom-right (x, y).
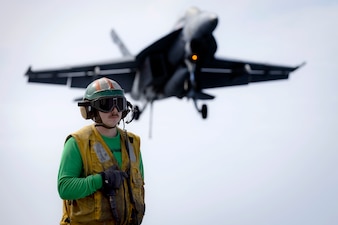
top-left (133, 105), bottom-right (141, 120)
top-left (193, 100), bottom-right (208, 119)
top-left (133, 102), bottom-right (154, 138)
top-left (201, 104), bottom-right (207, 119)
top-left (133, 102), bottom-right (148, 121)
top-left (184, 59), bottom-right (211, 120)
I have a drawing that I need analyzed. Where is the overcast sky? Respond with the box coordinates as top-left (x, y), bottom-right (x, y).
top-left (1, 0), bottom-right (338, 225)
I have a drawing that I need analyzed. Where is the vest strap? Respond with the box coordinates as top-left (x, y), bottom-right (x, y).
top-left (126, 136), bottom-right (136, 162)
top-left (123, 130), bottom-right (140, 225)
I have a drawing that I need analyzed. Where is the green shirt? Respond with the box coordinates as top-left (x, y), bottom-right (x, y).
top-left (57, 131), bottom-right (144, 200)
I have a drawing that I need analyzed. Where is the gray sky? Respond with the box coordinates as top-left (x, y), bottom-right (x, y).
top-left (1, 0), bottom-right (338, 224)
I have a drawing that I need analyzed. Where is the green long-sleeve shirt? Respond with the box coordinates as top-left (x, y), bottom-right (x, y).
top-left (57, 131), bottom-right (144, 200)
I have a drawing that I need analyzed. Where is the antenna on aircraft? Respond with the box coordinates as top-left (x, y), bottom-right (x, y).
top-left (111, 29), bottom-right (132, 57)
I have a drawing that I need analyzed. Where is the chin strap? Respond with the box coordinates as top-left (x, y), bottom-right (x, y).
top-left (95, 123), bottom-right (116, 129)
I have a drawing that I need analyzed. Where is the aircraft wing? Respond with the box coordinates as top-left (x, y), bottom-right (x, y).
top-left (197, 58), bottom-right (305, 89)
top-left (25, 57), bottom-right (138, 92)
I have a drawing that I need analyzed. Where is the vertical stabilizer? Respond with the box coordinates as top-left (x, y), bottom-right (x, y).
top-left (111, 29), bottom-right (132, 57)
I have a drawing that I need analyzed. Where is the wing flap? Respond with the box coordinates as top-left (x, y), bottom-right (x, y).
top-left (28, 76), bottom-right (68, 85)
top-left (25, 57), bottom-right (138, 92)
top-left (26, 67), bottom-right (69, 85)
top-left (197, 58), bottom-right (303, 89)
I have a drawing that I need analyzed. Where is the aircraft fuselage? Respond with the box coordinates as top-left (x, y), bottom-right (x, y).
top-left (133, 7), bottom-right (219, 103)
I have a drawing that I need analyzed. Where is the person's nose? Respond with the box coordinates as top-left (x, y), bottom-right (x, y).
top-left (111, 107), bottom-right (119, 113)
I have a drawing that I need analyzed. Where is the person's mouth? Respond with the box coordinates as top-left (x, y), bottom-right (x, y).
top-left (110, 114), bottom-right (119, 118)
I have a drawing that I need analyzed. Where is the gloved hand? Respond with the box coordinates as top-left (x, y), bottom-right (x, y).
top-left (100, 165), bottom-right (128, 192)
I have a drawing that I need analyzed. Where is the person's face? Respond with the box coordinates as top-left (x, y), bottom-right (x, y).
top-left (98, 107), bottom-right (122, 127)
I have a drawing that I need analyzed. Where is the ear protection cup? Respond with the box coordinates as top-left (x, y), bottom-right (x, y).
top-left (122, 101), bottom-right (133, 119)
top-left (123, 101), bottom-right (141, 124)
top-left (80, 106), bottom-right (89, 119)
top-left (79, 104), bottom-right (95, 120)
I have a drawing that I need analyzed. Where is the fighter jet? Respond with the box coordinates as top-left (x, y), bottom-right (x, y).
top-left (25, 7), bottom-right (304, 120)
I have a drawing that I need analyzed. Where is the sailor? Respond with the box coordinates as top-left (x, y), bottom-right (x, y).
top-left (57, 77), bottom-right (145, 225)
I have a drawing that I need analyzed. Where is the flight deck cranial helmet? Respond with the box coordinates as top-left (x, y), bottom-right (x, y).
top-left (78, 77), bottom-right (130, 124)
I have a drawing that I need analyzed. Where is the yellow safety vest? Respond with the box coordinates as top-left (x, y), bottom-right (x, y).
top-left (60, 124), bottom-right (145, 225)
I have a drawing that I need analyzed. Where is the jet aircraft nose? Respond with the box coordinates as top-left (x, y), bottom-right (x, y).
top-left (206, 13), bottom-right (218, 32)
top-left (183, 11), bottom-right (219, 41)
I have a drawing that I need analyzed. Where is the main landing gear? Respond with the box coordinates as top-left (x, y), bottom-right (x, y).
top-left (193, 100), bottom-right (208, 119)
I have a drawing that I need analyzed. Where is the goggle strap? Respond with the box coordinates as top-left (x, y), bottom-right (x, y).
top-left (78, 101), bottom-right (91, 107)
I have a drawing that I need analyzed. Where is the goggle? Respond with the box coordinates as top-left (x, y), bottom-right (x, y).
top-left (91, 97), bottom-right (127, 112)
